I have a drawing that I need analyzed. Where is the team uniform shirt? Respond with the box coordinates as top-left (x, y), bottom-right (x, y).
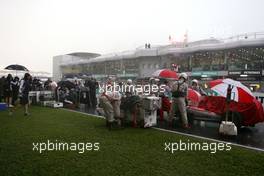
top-left (171, 81), bottom-right (188, 98)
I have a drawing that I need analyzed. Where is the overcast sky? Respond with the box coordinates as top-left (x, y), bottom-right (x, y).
top-left (0, 0), bottom-right (264, 73)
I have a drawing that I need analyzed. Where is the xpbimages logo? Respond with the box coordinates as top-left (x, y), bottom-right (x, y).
top-left (99, 82), bottom-right (166, 96)
top-left (32, 140), bottom-right (100, 154)
top-left (164, 140), bottom-right (232, 154)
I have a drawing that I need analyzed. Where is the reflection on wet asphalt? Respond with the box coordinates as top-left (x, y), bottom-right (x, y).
top-left (77, 107), bottom-right (264, 150)
top-left (157, 119), bottom-right (264, 150)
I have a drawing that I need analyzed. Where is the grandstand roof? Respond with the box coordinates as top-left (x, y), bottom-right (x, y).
top-left (61, 32), bottom-right (264, 65)
top-left (67, 52), bottom-right (101, 58)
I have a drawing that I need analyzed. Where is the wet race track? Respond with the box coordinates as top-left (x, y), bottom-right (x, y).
top-left (157, 119), bottom-right (264, 150)
top-left (76, 107), bottom-right (264, 151)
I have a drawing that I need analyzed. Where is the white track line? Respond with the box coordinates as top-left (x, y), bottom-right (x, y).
top-left (61, 108), bottom-right (264, 152)
top-left (153, 127), bottom-right (264, 152)
top-left (62, 108), bottom-right (105, 119)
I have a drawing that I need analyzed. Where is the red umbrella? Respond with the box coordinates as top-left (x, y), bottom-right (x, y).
top-left (209, 78), bottom-right (254, 103)
top-left (188, 88), bottom-right (201, 106)
top-left (152, 69), bottom-right (178, 79)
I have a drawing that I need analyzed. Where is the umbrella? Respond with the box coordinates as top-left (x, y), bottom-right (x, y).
top-left (209, 78), bottom-right (254, 103)
top-left (57, 81), bottom-right (76, 89)
top-left (5, 64), bottom-right (29, 71)
top-left (187, 88), bottom-right (201, 106)
top-left (152, 69), bottom-right (178, 79)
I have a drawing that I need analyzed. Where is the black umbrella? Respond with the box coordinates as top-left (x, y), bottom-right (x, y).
top-left (5, 64), bottom-right (29, 71)
top-left (57, 81), bottom-right (76, 89)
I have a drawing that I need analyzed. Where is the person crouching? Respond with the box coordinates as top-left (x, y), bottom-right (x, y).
top-left (99, 82), bottom-right (122, 130)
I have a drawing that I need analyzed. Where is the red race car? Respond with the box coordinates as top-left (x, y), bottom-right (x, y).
top-left (188, 95), bottom-right (264, 128)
